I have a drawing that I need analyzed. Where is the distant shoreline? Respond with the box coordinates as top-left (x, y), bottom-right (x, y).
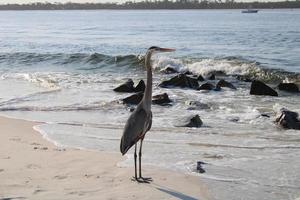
top-left (1, 8), bottom-right (300, 11)
top-left (0, 1), bottom-right (299, 10)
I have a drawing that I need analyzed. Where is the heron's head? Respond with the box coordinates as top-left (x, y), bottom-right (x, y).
top-left (148, 46), bottom-right (176, 54)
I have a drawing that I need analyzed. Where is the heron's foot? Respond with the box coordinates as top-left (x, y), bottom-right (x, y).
top-left (139, 176), bottom-right (153, 182)
top-left (131, 176), bottom-right (152, 184)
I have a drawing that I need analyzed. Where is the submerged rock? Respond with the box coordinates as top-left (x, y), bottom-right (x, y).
top-left (179, 114), bottom-right (203, 128)
top-left (216, 79), bottom-right (237, 90)
top-left (152, 93), bottom-right (172, 105)
top-left (187, 101), bottom-right (210, 110)
top-left (275, 108), bottom-right (300, 130)
top-left (127, 106), bottom-right (135, 112)
top-left (184, 71), bottom-right (193, 75)
top-left (161, 67), bottom-right (178, 74)
top-left (196, 161), bottom-right (206, 173)
top-left (134, 80), bottom-right (145, 92)
top-left (197, 75), bottom-right (205, 82)
top-left (277, 83), bottom-right (299, 93)
top-left (122, 92), bottom-right (144, 105)
top-left (122, 92), bottom-right (172, 106)
top-left (211, 70), bottom-right (226, 76)
top-left (208, 74), bottom-right (215, 80)
top-left (250, 80), bottom-right (278, 96)
top-left (236, 75), bottom-right (253, 82)
top-left (159, 73), bottom-right (199, 89)
top-left (113, 79), bottom-right (135, 93)
top-left (197, 82), bottom-right (215, 91)
top-left (227, 116), bottom-right (240, 122)
top-left (261, 113), bottom-right (271, 118)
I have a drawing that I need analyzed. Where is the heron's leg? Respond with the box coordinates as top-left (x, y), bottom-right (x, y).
top-left (131, 142), bottom-right (147, 183)
top-left (138, 139), bottom-right (143, 178)
top-left (138, 138), bottom-right (152, 182)
top-left (134, 143), bottom-right (137, 180)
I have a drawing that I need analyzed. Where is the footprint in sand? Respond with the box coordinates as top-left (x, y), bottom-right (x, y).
top-left (26, 164), bottom-right (41, 169)
top-left (53, 175), bottom-right (68, 180)
top-left (9, 138), bottom-right (21, 142)
top-left (31, 142), bottom-right (41, 146)
top-left (33, 189), bottom-right (45, 194)
top-left (54, 148), bottom-right (66, 151)
top-left (84, 174), bottom-right (93, 178)
top-left (33, 147), bottom-right (48, 150)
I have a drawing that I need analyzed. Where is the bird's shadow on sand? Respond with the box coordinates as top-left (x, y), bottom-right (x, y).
top-left (150, 183), bottom-right (199, 200)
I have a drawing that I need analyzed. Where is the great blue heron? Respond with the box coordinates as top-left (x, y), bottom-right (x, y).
top-left (120, 46), bottom-right (175, 183)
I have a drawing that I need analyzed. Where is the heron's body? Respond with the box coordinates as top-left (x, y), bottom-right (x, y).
top-left (120, 46), bottom-right (175, 183)
top-left (120, 104), bottom-right (152, 155)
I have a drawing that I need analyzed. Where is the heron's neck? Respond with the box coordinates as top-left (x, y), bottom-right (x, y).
top-left (143, 51), bottom-right (152, 110)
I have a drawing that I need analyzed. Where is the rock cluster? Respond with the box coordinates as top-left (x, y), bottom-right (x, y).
top-left (115, 68), bottom-right (299, 131)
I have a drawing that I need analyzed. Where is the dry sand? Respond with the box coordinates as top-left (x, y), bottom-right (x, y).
top-left (0, 116), bottom-right (210, 200)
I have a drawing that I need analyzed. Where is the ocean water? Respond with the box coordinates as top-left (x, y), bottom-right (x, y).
top-left (0, 10), bottom-right (300, 200)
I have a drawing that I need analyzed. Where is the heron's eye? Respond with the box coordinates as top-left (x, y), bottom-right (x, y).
top-left (148, 46), bottom-right (159, 50)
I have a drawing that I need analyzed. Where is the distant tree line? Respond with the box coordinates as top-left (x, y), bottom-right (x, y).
top-left (0, 0), bottom-right (299, 10)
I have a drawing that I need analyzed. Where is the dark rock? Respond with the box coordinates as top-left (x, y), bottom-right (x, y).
top-left (198, 82), bottom-right (215, 91)
top-left (123, 92), bottom-right (172, 106)
top-left (184, 71), bottom-right (193, 75)
top-left (122, 92), bottom-right (144, 105)
top-left (214, 85), bottom-right (221, 91)
top-left (161, 67), bottom-right (178, 74)
top-left (152, 93), bottom-right (172, 105)
top-left (187, 101), bottom-right (210, 110)
top-left (113, 79), bottom-right (135, 93)
top-left (277, 83), bottom-right (299, 93)
top-left (216, 79), bottom-right (237, 90)
top-left (127, 106), bottom-right (135, 112)
top-left (261, 114), bottom-right (271, 118)
top-left (134, 80), bottom-right (145, 92)
top-left (275, 108), bottom-right (300, 130)
top-left (210, 70), bottom-right (226, 76)
top-left (250, 80), bottom-right (278, 96)
top-left (197, 75), bottom-right (205, 82)
top-left (208, 74), bottom-right (215, 80)
top-left (227, 116), bottom-right (240, 122)
top-left (236, 75), bottom-right (253, 82)
top-left (196, 161), bottom-right (206, 173)
top-left (159, 73), bottom-right (199, 89)
top-left (180, 114), bottom-right (203, 128)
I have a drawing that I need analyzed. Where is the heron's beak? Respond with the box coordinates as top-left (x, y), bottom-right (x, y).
top-left (158, 48), bottom-right (176, 52)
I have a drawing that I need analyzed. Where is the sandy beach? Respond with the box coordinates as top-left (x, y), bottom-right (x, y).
top-left (0, 116), bottom-right (210, 200)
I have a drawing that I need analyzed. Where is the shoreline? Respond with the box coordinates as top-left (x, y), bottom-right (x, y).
top-left (0, 116), bottom-right (210, 199)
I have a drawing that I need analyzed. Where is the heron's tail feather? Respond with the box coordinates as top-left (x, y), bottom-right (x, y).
top-left (120, 136), bottom-right (136, 155)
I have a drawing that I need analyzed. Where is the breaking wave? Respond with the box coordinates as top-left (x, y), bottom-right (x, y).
top-left (0, 52), bottom-right (143, 69)
top-left (1, 52), bottom-right (299, 84)
top-left (153, 56), bottom-right (300, 83)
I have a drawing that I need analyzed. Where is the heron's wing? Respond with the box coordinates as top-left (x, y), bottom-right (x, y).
top-left (146, 111), bottom-right (152, 132)
top-left (120, 107), bottom-right (149, 155)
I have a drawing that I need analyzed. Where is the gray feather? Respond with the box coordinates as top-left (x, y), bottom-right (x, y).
top-left (120, 105), bottom-right (152, 155)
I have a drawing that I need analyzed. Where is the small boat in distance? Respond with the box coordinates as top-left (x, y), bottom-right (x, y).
top-left (242, 9), bottom-right (259, 13)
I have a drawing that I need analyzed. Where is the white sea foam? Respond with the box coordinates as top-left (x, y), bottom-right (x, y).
top-left (1, 72), bottom-right (60, 89)
top-left (152, 56), bottom-right (187, 72)
top-left (152, 56), bottom-right (261, 76)
top-left (187, 59), bottom-right (259, 76)
top-left (33, 125), bottom-right (61, 147)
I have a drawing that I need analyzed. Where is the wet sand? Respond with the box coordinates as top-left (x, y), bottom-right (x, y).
top-left (0, 116), bottom-right (210, 200)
